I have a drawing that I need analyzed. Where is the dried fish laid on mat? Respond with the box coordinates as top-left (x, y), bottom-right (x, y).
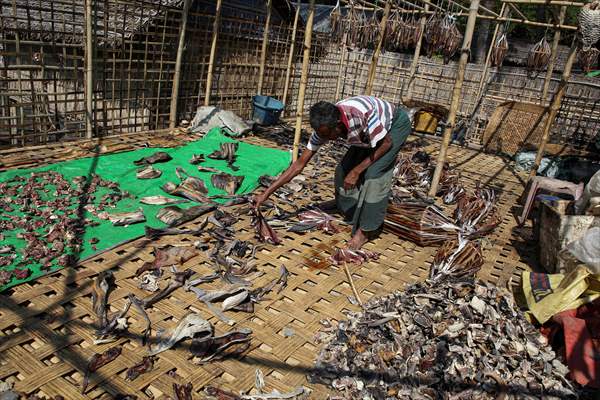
top-left (145, 221), bottom-right (207, 240)
top-left (129, 294), bottom-right (152, 346)
top-left (133, 151), bottom-right (172, 166)
top-left (208, 142), bottom-right (239, 171)
top-left (190, 153), bottom-right (205, 165)
top-left (106, 208), bottom-right (146, 226)
top-left (148, 313), bottom-right (213, 356)
top-left (135, 246), bottom-right (198, 276)
top-left (155, 203), bottom-right (215, 227)
top-left (251, 209), bottom-right (281, 245)
top-left (136, 165), bottom-right (162, 179)
top-left (81, 345), bottom-right (122, 393)
top-left (330, 248), bottom-right (379, 265)
top-left (430, 238), bottom-right (484, 281)
top-left (312, 279), bottom-right (578, 399)
top-left (94, 297), bottom-right (131, 344)
top-left (162, 167), bottom-right (210, 203)
top-left (258, 175), bottom-right (275, 188)
top-left (139, 195), bottom-right (187, 205)
top-left (139, 271), bottom-right (160, 292)
top-left (125, 356), bottom-right (155, 381)
top-left (91, 271), bottom-right (113, 329)
top-left (527, 36), bottom-right (551, 74)
top-left (384, 201), bottom-right (461, 246)
top-left (578, 47), bottom-right (600, 73)
top-left (142, 268), bottom-right (195, 308)
top-left (288, 209), bottom-right (340, 234)
top-left (490, 33), bottom-right (509, 67)
top-left (191, 328), bottom-right (252, 363)
top-left (173, 382), bottom-right (193, 400)
top-left (212, 173), bottom-right (244, 196)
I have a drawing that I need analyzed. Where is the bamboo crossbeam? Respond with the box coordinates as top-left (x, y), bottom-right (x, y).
top-left (292, 0), bottom-right (315, 162)
top-left (204, 0), bottom-right (223, 106)
top-left (169, 0), bottom-right (191, 129)
top-left (281, 0), bottom-right (301, 117)
top-left (429, 0), bottom-right (480, 197)
top-left (84, 0), bottom-right (93, 139)
top-left (529, 41), bottom-right (578, 178)
top-left (335, 33), bottom-right (348, 101)
top-left (365, 1), bottom-right (391, 95)
top-left (257, 0), bottom-right (273, 95)
top-left (542, 6), bottom-right (567, 103)
top-left (501, 0), bottom-right (583, 5)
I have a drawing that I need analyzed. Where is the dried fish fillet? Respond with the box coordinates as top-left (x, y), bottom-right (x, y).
top-left (148, 313), bottom-right (213, 356)
top-left (208, 142), bottom-right (239, 170)
top-left (288, 209), bottom-right (340, 234)
top-left (162, 167), bottom-right (210, 203)
top-left (125, 356), bottom-right (154, 381)
top-left (156, 204), bottom-right (216, 227)
top-left (134, 151), bottom-right (172, 166)
top-left (173, 382), bottom-right (193, 400)
top-left (135, 246), bottom-right (198, 276)
top-left (136, 165), bottom-right (162, 179)
top-left (108, 209), bottom-right (146, 226)
top-left (82, 345), bottom-right (122, 393)
top-left (251, 209), bottom-right (281, 245)
top-left (139, 195), bottom-right (187, 205)
top-left (211, 173), bottom-right (244, 195)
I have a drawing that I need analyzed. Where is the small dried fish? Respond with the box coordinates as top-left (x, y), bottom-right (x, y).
top-left (208, 142), bottom-right (239, 171)
top-left (288, 209), bottom-right (340, 234)
top-left (139, 272), bottom-right (160, 292)
top-left (148, 313), bottom-right (213, 356)
top-left (222, 290), bottom-right (250, 311)
top-left (136, 165), bottom-right (162, 179)
top-left (190, 154), bottom-right (205, 165)
top-left (108, 209), bottom-right (146, 226)
top-left (156, 204), bottom-right (216, 227)
top-left (251, 209), bottom-right (281, 245)
top-left (212, 173), bottom-right (244, 195)
top-left (139, 195), bottom-right (187, 205)
top-left (173, 382), bottom-right (193, 400)
top-left (204, 386), bottom-right (242, 400)
top-left (136, 246), bottom-right (198, 276)
top-left (275, 265), bottom-right (289, 294)
top-left (81, 345), bottom-right (122, 393)
top-left (198, 166), bottom-right (220, 173)
top-left (330, 248), bottom-right (379, 265)
top-left (134, 151), bottom-right (172, 166)
top-left (258, 175), bottom-right (275, 188)
top-left (125, 356), bottom-right (155, 381)
top-left (255, 369), bottom-right (265, 393)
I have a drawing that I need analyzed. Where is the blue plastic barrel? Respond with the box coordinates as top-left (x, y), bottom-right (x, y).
top-left (252, 95), bottom-right (284, 125)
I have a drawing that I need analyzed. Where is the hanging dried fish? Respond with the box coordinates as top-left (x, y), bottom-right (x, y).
top-left (578, 47), bottom-right (600, 73)
top-left (81, 346), bottom-right (122, 393)
top-left (251, 209), bottom-right (281, 245)
top-left (442, 22), bottom-right (463, 64)
top-left (330, 248), bottom-right (379, 265)
top-left (148, 313), bottom-right (213, 356)
top-left (212, 173), bottom-right (244, 196)
top-left (162, 167), bottom-right (210, 203)
top-left (527, 36), bottom-right (551, 74)
top-left (107, 209), bottom-right (146, 226)
top-left (208, 142), bottom-right (239, 171)
top-left (490, 33), bottom-right (509, 67)
top-left (125, 356), bottom-right (155, 381)
top-left (136, 165), bottom-right (162, 179)
top-left (173, 382), bottom-right (193, 400)
top-left (134, 151), bottom-right (172, 166)
top-left (430, 238), bottom-right (484, 281)
top-left (139, 195), bottom-right (187, 205)
top-left (330, 1), bottom-right (343, 42)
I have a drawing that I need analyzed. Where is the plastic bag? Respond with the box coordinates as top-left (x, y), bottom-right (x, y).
top-left (567, 227), bottom-right (600, 273)
top-left (190, 106), bottom-right (251, 136)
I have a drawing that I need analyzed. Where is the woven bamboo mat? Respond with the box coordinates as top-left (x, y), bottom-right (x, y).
top-left (0, 132), bottom-right (535, 399)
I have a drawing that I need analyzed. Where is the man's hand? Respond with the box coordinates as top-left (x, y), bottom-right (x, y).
top-left (253, 192), bottom-right (268, 209)
top-left (343, 169), bottom-right (361, 190)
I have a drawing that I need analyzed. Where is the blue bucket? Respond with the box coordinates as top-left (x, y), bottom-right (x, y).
top-left (252, 95), bottom-right (284, 125)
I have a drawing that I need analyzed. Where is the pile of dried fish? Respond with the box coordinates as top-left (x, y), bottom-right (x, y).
top-left (527, 37), bottom-right (551, 74)
top-left (578, 47), bottom-right (599, 73)
top-left (209, 142), bottom-right (239, 171)
top-left (490, 33), bottom-right (509, 67)
top-left (312, 279), bottom-right (578, 399)
top-left (453, 185), bottom-right (501, 238)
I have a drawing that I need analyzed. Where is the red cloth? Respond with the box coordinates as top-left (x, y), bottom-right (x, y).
top-left (545, 299), bottom-right (600, 388)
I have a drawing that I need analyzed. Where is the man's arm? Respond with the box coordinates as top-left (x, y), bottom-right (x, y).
top-left (254, 148), bottom-right (316, 207)
top-left (343, 133), bottom-right (392, 189)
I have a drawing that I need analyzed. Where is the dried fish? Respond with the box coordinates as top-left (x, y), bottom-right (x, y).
top-left (255, 369), bottom-right (265, 393)
top-left (527, 36), bottom-right (551, 74)
top-left (129, 294), bottom-right (152, 346)
top-left (288, 209), bottom-right (340, 234)
top-left (578, 47), bottom-right (599, 73)
top-left (204, 386), bottom-right (242, 400)
top-left (240, 387), bottom-right (309, 400)
top-left (208, 142), bottom-right (239, 170)
top-left (142, 268), bottom-right (194, 308)
top-left (0, 245), bottom-right (15, 255)
top-left (94, 298), bottom-right (131, 344)
top-left (91, 271), bottom-right (113, 329)
top-left (258, 175), bottom-right (275, 188)
top-left (81, 345), bottom-right (122, 393)
top-left (133, 151), bottom-right (172, 166)
top-left (148, 313), bottom-right (213, 356)
top-left (139, 195), bottom-right (187, 205)
top-left (197, 166), bottom-right (220, 173)
top-left (490, 33), bottom-right (509, 67)
top-left (222, 290), bottom-right (250, 311)
top-left (139, 272), bottom-right (160, 292)
top-left (191, 328), bottom-right (252, 363)
top-left (430, 238), bottom-right (484, 281)
top-left (330, 248), bottom-right (379, 265)
top-left (251, 209), bottom-right (281, 245)
top-left (135, 246), bottom-right (198, 276)
top-left (190, 154), bottom-right (205, 165)
top-left (136, 165), bottom-right (162, 179)
top-left (155, 204), bottom-right (215, 227)
top-left (125, 356), bottom-right (154, 381)
top-left (275, 265), bottom-right (288, 294)
top-left (211, 173), bottom-right (244, 195)
top-left (108, 209), bottom-right (146, 226)
top-left (173, 382), bottom-right (193, 400)
top-left (162, 167), bottom-right (210, 203)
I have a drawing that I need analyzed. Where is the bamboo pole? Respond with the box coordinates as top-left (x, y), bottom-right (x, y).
top-left (334, 33), bottom-right (348, 101)
top-left (84, 0), bottom-right (93, 139)
top-left (257, 0), bottom-right (273, 95)
top-left (281, 0), bottom-right (301, 116)
top-left (292, 0), bottom-right (316, 162)
top-left (529, 42), bottom-right (578, 178)
top-left (169, 0), bottom-right (191, 129)
top-left (542, 6), bottom-right (567, 103)
top-left (204, 0), bottom-right (223, 106)
top-left (429, 0), bottom-right (481, 197)
top-left (365, 1), bottom-right (391, 95)
top-left (402, 4), bottom-right (429, 102)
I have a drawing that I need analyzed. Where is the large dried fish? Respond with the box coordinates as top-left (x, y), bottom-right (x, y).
top-left (211, 173), bottom-right (244, 196)
top-left (251, 209), bottom-right (281, 245)
top-left (288, 209), bottom-right (340, 234)
top-left (136, 165), bottom-right (162, 179)
top-left (148, 313), bottom-right (213, 356)
top-left (162, 167), bottom-right (210, 203)
top-left (173, 382), bottom-right (193, 400)
top-left (134, 151), bottom-right (172, 166)
top-left (208, 142), bottom-right (239, 171)
top-left (81, 346), bottom-right (122, 393)
top-left (191, 328), bottom-right (252, 363)
top-left (330, 248), bottom-right (379, 265)
top-left (145, 220), bottom-right (208, 240)
top-left (125, 356), bottom-right (154, 381)
top-left (135, 246), bottom-right (198, 276)
top-left (129, 294), bottom-right (152, 346)
top-left (156, 204), bottom-right (216, 227)
top-left (139, 195), bottom-right (187, 205)
top-left (108, 209), bottom-right (146, 226)
top-left (91, 271), bottom-right (113, 329)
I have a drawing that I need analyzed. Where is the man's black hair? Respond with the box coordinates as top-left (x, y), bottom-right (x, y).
top-left (309, 101), bottom-right (340, 130)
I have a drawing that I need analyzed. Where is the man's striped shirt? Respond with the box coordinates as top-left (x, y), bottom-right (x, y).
top-left (307, 96), bottom-right (396, 152)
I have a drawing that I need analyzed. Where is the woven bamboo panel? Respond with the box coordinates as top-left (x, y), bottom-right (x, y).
top-left (0, 132), bottom-right (535, 399)
top-left (482, 101), bottom-right (548, 156)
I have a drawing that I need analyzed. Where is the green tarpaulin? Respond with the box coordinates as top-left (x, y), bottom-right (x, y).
top-left (0, 128), bottom-right (290, 291)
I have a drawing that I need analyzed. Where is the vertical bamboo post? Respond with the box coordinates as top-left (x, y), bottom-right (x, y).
top-left (529, 42), bottom-right (578, 178)
top-left (257, 0), bottom-right (273, 95)
top-left (402, 4), bottom-right (429, 102)
top-left (84, 0), bottom-right (93, 139)
top-left (365, 1), bottom-right (391, 95)
top-left (204, 0), bottom-right (223, 106)
top-left (541, 6), bottom-right (567, 103)
top-left (169, 0), bottom-right (192, 129)
top-left (292, 0), bottom-right (316, 162)
top-left (429, 0), bottom-right (480, 197)
top-left (335, 33), bottom-right (348, 101)
top-left (281, 0), bottom-right (301, 115)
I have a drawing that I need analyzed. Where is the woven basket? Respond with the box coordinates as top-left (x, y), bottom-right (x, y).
top-left (578, 1), bottom-right (600, 50)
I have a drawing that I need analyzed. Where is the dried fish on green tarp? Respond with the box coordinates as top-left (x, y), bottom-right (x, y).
top-left (212, 173), bottom-right (244, 196)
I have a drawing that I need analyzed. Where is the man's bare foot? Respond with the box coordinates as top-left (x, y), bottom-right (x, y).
top-left (347, 228), bottom-right (368, 250)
